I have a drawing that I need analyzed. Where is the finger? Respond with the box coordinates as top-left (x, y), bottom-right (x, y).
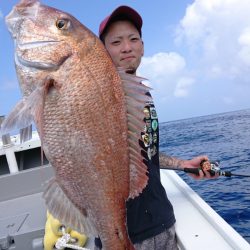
top-left (200, 156), bottom-right (209, 164)
top-left (203, 170), bottom-right (219, 179)
top-left (198, 155), bottom-right (208, 160)
top-left (207, 171), bottom-right (220, 179)
top-left (198, 168), bottom-right (205, 178)
top-left (203, 170), bottom-right (211, 178)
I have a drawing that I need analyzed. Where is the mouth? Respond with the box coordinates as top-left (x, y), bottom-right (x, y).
top-left (15, 53), bottom-right (60, 70)
top-left (17, 40), bottom-right (60, 50)
top-left (15, 40), bottom-right (62, 70)
top-left (121, 56), bottom-right (135, 61)
top-left (15, 41), bottom-right (62, 70)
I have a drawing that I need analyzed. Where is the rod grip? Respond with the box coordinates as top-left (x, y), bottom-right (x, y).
top-left (184, 168), bottom-right (200, 175)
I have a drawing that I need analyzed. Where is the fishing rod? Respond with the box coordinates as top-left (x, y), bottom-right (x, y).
top-left (166, 160), bottom-right (250, 178)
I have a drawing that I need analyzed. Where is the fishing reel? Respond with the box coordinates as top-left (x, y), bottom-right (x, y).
top-left (200, 160), bottom-right (221, 176)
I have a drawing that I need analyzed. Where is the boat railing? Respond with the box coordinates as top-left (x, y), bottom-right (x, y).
top-left (0, 117), bottom-right (44, 174)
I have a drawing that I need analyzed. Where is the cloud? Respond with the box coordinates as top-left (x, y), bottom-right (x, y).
top-left (174, 77), bottom-right (195, 97)
top-left (175, 0), bottom-right (250, 83)
top-left (140, 52), bottom-right (186, 77)
top-left (137, 0), bottom-right (250, 121)
top-left (238, 27), bottom-right (250, 66)
top-left (138, 52), bottom-right (195, 99)
top-left (139, 0), bottom-right (250, 106)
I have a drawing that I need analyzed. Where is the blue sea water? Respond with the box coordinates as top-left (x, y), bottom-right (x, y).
top-left (159, 108), bottom-right (250, 243)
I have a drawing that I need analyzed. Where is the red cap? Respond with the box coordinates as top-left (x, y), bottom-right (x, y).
top-left (99, 6), bottom-right (142, 40)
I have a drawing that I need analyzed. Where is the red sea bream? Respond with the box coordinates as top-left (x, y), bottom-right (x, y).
top-left (2, 0), bottom-right (151, 249)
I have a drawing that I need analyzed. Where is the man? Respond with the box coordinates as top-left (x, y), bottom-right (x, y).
top-left (96, 6), bottom-right (216, 250)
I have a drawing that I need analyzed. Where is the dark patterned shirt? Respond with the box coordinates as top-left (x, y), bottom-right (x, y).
top-left (126, 94), bottom-right (176, 244)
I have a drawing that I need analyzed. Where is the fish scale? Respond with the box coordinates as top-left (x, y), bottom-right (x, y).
top-left (1, 0), bottom-right (152, 249)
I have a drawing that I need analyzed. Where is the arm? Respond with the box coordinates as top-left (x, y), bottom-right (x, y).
top-left (159, 152), bottom-right (186, 169)
top-left (159, 152), bottom-right (217, 179)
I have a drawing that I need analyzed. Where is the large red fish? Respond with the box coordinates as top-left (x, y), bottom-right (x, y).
top-left (2, 0), bottom-right (151, 249)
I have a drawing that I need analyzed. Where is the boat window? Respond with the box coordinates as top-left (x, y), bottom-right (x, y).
top-left (15, 147), bottom-right (49, 170)
top-left (0, 147), bottom-right (49, 175)
top-left (0, 155), bottom-right (10, 175)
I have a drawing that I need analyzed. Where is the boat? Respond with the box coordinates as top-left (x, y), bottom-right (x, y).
top-left (0, 126), bottom-right (250, 250)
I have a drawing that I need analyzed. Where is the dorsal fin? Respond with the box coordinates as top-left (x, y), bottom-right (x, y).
top-left (118, 69), bottom-right (152, 199)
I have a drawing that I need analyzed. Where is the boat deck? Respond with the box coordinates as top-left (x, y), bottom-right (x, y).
top-left (161, 170), bottom-right (250, 250)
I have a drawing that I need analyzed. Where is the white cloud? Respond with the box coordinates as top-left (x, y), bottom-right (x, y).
top-left (140, 52), bottom-right (186, 77)
top-left (138, 52), bottom-right (195, 99)
top-left (175, 0), bottom-right (250, 83)
top-left (174, 77), bottom-right (195, 97)
top-left (137, 0), bottom-right (250, 121)
top-left (238, 27), bottom-right (250, 66)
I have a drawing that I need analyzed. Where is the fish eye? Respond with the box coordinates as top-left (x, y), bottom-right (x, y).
top-left (56, 19), bottom-right (69, 30)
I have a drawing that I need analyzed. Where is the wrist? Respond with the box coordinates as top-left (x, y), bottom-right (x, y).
top-left (177, 159), bottom-right (185, 169)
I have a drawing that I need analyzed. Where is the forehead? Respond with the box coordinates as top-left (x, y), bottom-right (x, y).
top-left (105, 20), bottom-right (140, 39)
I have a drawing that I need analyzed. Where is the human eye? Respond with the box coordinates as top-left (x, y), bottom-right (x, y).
top-left (131, 36), bottom-right (140, 42)
top-left (111, 40), bottom-right (121, 46)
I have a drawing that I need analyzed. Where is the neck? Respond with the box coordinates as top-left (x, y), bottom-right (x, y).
top-left (125, 68), bottom-right (136, 75)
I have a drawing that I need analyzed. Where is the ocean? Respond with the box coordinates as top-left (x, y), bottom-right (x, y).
top-left (159, 108), bottom-right (250, 243)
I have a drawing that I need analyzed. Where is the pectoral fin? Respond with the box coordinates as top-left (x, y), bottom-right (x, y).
top-left (0, 84), bottom-right (44, 139)
top-left (43, 178), bottom-right (97, 236)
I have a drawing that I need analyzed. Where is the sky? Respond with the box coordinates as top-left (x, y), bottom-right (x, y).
top-left (0, 0), bottom-right (250, 122)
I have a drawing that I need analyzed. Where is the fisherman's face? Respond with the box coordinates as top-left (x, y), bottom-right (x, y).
top-left (104, 20), bottom-right (144, 74)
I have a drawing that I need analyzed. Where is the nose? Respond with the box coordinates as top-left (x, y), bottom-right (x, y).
top-left (121, 40), bottom-right (132, 53)
top-left (5, 7), bottom-right (22, 37)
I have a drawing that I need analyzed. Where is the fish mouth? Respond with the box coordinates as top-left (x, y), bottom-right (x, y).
top-left (15, 53), bottom-right (61, 70)
top-left (15, 40), bottom-right (65, 70)
top-left (17, 40), bottom-right (60, 50)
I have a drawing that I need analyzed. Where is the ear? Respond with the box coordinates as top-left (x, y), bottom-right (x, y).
top-left (141, 40), bottom-right (144, 56)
